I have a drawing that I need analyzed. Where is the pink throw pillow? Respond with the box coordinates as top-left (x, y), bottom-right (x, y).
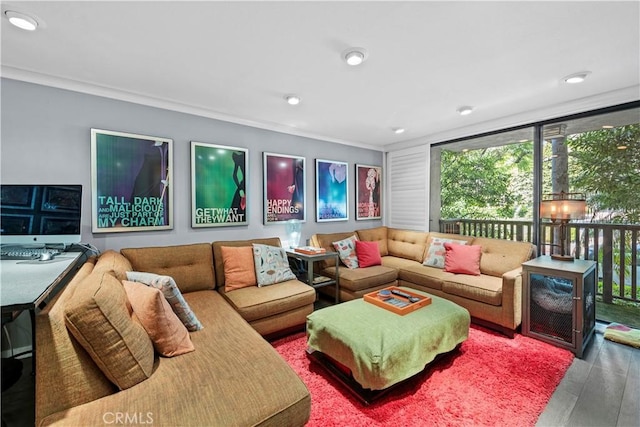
top-left (123, 280), bottom-right (195, 357)
top-left (355, 240), bottom-right (382, 268)
top-left (443, 243), bottom-right (482, 275)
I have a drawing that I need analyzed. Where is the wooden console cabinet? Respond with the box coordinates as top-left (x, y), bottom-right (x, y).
top-left (522, 256), bottom-right (597, 358)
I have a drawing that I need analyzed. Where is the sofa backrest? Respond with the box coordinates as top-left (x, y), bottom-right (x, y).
top-left (212, 237), bottom-right (282, 293)
top-left (310, 232), bottom-right (358, 269)
top-left (386, 228), bottom-right (430, 262)
top-left (356, 226), bottom-right (389, 255)
top-left (36, 257), bottom-right (118, 425)
top-left (121, 243), bottom-right (215, 293)
top-left (471, 237), bottom-right (536, 277)
top-left (93, 249), bottom-right (133, 281)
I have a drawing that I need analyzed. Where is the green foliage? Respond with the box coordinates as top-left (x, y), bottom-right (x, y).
top-left (567, 125), bottom-right (640, 223)
top-left (440, 143), bottom-right (533, 219)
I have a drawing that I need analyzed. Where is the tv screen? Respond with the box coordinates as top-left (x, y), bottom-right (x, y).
top-left (0, 184), bottom-right (83, 247)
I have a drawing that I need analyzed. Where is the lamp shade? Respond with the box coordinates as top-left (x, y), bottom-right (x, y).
top-left (540, 193), bottom-right (586, 220)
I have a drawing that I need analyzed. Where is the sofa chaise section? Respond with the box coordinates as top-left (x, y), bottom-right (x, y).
top-left (36, 243), bottom-right (311, 426)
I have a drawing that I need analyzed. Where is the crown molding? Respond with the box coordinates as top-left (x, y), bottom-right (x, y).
top-left (385, 85), bottom-right (640, 152)
top-left (1, 66), bottom-right (384, 152)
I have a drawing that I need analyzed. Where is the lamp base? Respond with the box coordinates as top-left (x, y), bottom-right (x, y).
top-left (551, 254), bottom-right (574, 262)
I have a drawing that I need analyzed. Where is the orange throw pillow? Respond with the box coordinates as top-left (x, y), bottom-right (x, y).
top-left (444, 243), bottom-right (482, 276)
top-left (355, 240), bottom-right (382, 268)
top-left (221, 246), bottom-right (257, 292)
top-left (123, 281), bottom-right (195, 357)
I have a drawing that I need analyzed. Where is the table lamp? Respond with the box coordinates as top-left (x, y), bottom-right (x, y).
top-left (540, 192), bottom-right (587, 261)
top-left (285, 219), bottom-right (302, 248)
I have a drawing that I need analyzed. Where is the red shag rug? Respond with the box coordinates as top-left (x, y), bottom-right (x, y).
top-left (272, 325), bottom-right (574, 427)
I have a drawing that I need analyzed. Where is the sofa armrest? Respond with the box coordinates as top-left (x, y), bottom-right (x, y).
top-left (501, 267), bottom-right (523, 330)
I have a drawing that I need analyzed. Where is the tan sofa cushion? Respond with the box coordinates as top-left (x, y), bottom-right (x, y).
top-left (93, 250), bottom-right (133, 281)
top-left (398, 263), bottom-right (458, 291)
top-left (387, 228), bottom-right (429, 262)
top-left (356, 226), bottom-right (389, 256)
top-left (471, 237), bottom-right (534, 277)
top-left (212, 238), bottom-right (282, 292)
top-left (121, 243), bottom-right (215, 293)
top-left (64, 271), bottom-right (155, 390)
top-left (442, 274), bottom-right (503, 306)
top-left (221, 280), bottom-right (316, 322)
top-left (333, 265), bottom-right (398, 293)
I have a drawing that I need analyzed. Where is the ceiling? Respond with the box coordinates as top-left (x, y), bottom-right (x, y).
top-left (2, 1), bottom-right (639, 151)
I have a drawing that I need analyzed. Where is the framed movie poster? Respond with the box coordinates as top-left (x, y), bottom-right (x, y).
top-left (91, 129), bottom-right (173, 233)
top-left (263, 152), bottom-right (305, 224)
top-left (191, 142), bottom-right (248, 227)
top-left (355, 164), bottom-right (382, 220)
top-left (315, 159), bottom-right (348, 222)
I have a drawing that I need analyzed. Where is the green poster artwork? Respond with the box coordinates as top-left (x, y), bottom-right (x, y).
top-left (91, 128), bottom-right (173, 233)
top-left (191, 142), bottom-right (248, 227)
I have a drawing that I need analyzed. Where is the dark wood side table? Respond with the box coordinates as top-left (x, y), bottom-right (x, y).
top-left (286, 250), bottom-right (340, 304)
top-left (522, 256), bottom-right (597, 358)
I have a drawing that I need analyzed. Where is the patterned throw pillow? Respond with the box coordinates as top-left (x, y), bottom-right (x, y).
top-left (423, 237), bottom-right (469, 268)
top-left (333, 235), bottom-right (359, 269)
top-left (126, 271), bottom-right (203, 331)
top-left (252, 244), bottom-right (297, 286)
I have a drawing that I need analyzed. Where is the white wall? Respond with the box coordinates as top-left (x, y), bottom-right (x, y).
top-left (1, 78), bottom-right (384, 252)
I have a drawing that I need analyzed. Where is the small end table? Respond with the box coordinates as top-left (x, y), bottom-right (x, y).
top-left (286, 250), bottom-right (340, 304)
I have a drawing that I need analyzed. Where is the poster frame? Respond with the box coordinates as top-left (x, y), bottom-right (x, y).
top-left (91, 128), bottom-right (173, 233)
top-left (191, 141), bottom-right (249, 228)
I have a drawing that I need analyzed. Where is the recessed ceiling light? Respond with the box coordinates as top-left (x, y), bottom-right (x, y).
top-left (457, 106), bottom-right (474, 116)
top-left (343, 48), bottom-right (368, 66)
top-left (392, 127), bottom-right (405, 134)
top-left (563, 71), bottom-right (591, 84)
top-left (4, 10), bottom-right (38, 31)
top-left (284, 95), bottom-right (301, 105)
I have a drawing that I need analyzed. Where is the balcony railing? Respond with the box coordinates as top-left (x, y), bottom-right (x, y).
top-left (440, 218), bottom-right (640, 305)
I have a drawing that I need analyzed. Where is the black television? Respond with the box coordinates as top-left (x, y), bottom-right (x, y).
top-left (0, 184), bottom-right (83, 247)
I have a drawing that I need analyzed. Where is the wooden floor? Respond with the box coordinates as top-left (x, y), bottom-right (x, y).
top-left (537, 322), bottom-right (640, 427)
top-left (2, 323), bottom-right (638, 427)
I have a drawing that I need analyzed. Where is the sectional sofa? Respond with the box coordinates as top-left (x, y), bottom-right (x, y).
top-left (35, 238), bottom-right (314, 427)
top-left (311, 226), bottom-right (536, 336)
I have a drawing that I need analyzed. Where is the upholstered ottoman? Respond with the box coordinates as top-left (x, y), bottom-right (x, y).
top-left (306, 287), bottom-right (470, 402)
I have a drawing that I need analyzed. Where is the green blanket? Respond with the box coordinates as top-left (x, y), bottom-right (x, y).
top-left (306, 288), bottom-right (470, 390)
